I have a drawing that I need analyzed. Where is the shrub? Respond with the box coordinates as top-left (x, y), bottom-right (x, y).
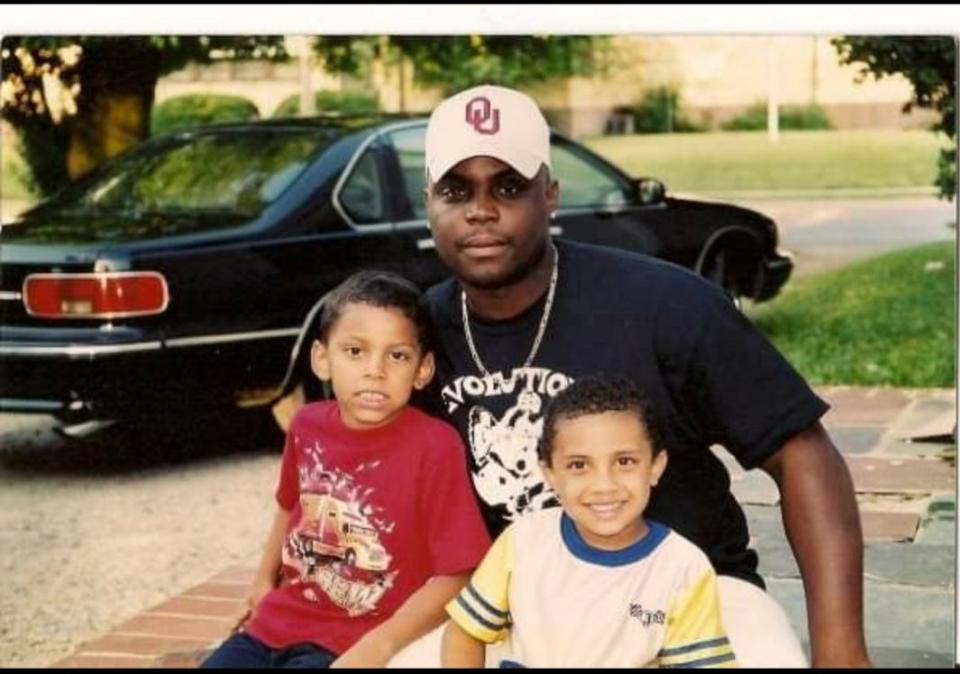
top-left (151, 94), bottom-right (260, 137)
top-left (722, 102), bottom-right (833, 131)
top-left (272, 90), bottom-right (380, 118)
top-left (627, 86), bottom-right (705, 134)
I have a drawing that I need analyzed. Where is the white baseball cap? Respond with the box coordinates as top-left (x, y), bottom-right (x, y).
top-left (425, 84), bottom-right (551, 182)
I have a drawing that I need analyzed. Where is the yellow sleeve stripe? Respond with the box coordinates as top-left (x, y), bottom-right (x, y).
top-left (446, 595), bottom-right (507, 643)
top-left (465, 582), bottom-right (510, 620)
top-left (659, 637), bottom-right (731, 658)
top-left (661, 567), bottom-right (738, 667)
top-left (659, 639), bottom-right (737, 668)
top-left (443, 526), bottom-right (514, 645)
top-left (664, 570), bottom-right (726, 646)
top-left (659, 651), bottom-right (737, 669)
top-left (455, 592), bottom-right (510, 630)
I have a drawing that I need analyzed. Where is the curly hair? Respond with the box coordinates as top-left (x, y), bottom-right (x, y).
top-left (538, 376), bottom-right (665, 465)
top-left (315, 270), bottom-right (432, 352)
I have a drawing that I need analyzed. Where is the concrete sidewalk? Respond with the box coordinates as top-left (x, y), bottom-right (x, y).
top-left (719, 386), bottom-right (956, 668)
top-left (53, 386), bottom-right (956, 668)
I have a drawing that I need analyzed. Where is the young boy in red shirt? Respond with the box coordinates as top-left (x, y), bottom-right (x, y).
top-left (203, 270), bottom-right (490, 668)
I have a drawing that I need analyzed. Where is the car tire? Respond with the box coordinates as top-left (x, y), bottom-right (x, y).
top-left (702, 248), bottom-right (743, 310)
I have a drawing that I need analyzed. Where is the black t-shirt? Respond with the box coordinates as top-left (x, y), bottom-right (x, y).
top-left (422, 239), bottom-right (828, 587)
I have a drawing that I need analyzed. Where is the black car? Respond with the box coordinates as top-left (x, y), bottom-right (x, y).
top-left (0, 115), bottom-right (792, 434)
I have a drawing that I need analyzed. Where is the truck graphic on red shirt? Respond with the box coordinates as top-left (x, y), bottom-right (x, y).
top-left (291, 491), bottom-right (392, 572)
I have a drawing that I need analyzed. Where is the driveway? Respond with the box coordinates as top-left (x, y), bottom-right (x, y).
top-left (0, 413), bottom-right (281, 668)
top-left (736, 196), bottom-right (956, 278)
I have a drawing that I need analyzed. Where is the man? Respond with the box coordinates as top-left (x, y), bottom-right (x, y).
top-left (420, 84), bottom-right (871, 668)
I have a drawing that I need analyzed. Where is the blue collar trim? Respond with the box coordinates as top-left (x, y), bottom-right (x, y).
top-left (560, 512), bottom-right (669, 567)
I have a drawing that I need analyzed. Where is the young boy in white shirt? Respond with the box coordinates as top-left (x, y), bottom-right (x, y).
top-left (441, 376), bottom-right (737, 668)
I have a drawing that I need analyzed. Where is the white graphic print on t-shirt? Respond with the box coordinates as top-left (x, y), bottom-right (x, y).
top-left (284, 441), bottom-right (398, 616)
top-left (443, 367), bottom-right (574, 520)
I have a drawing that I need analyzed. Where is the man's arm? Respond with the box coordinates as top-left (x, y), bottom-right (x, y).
top-left (330, 572), bottom-right (470, 668)
top-left (760, 421), bottom-right (872, 668)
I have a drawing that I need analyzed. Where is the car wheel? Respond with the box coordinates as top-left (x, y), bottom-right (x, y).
top-left (702, 248), bottom-right (743, 310)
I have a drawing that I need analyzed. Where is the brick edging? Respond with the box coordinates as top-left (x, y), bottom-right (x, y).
top-left (52, 567), bottom-right (255, 669)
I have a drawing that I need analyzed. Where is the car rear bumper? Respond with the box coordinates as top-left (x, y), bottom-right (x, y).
top-left (0, 329), bottom-right (295, 421)
top-left (754, 251), bottom-right (794, 302)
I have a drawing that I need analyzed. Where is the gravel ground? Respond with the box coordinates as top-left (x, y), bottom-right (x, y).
top-left (0, 413), bottom-right (282, 668)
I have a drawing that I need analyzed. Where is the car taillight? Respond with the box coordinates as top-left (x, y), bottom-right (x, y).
top-left (23, 272), bottom-right (169, 319)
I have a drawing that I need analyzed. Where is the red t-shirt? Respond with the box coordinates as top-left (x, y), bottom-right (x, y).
top-left (244, 401), bottom-right (491, 655)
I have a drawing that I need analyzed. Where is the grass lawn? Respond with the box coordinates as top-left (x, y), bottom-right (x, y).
top-left (747, 241), bottom-right (955, 388)
top-left (3, 129), bottom-right (948, 203)
top-left (583, 130), bottom-right (949, 195)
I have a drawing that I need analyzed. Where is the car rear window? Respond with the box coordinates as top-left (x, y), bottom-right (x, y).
top-left (49, 129), bottom-right (331, 232)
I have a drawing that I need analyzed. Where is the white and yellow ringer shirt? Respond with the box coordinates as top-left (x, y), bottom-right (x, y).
top-left (446, 507), bottom-right (738, 668)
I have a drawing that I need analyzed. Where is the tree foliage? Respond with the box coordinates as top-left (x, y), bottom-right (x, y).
top-left (272, 89), bottom-right (379, 118)
top-left (2, 36), bottom-right (287, 196)
top-left (832, 35), bottom-right (957, 200)
top-left (312, 35), bottom-right (610, 96)
top-left (151, 93), bottom-right (260, 137)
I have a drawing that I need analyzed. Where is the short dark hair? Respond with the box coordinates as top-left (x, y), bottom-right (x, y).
top-left (538, 376), bottom-right (665, 465)
top-left (315, 270), bottom-right (432, 352)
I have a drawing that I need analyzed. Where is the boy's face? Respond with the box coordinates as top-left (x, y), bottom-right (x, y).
top-left (311, 302), bottom-right (434, 430)
top-left (540, 411), bottom-right (668, 551)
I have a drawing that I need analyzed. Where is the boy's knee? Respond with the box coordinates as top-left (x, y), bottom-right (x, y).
top-left (717, 576), bottom-right (808, 668)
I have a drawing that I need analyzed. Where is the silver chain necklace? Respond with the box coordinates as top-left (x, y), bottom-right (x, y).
top-left (461, 244), bottom-right (559, 378)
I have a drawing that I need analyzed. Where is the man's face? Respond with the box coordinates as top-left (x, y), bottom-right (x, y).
top-left (425, 156), bottom-right (559, 291)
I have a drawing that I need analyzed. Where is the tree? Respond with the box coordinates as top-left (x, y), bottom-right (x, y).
top-left (312, 35), bottom-right (610, 97)
top-left (1, 36), bottom-right (287, 197)
top-left (832, 36), bottom-right (956, 200)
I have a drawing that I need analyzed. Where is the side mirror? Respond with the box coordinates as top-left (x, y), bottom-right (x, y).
top-left (633, 177), bottom-right (666, 206)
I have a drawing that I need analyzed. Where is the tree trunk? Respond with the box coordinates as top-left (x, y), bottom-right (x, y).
top-left (66, 40), bottom-right (161, 180)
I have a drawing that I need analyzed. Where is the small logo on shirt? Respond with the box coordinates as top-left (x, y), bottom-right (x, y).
top-left (629, 603), bottom-right (666, 627)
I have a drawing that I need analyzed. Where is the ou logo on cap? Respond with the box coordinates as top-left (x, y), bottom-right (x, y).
top-left (465, 96), bottom-right (500, 135)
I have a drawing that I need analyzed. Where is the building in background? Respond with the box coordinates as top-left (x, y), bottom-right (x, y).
top-left (151, 35), bottom-right (935, 139)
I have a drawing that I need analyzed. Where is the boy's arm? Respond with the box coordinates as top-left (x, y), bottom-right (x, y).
top-left (235, 506), bottom-right (292, 630)
top-left (330, 572), bottom-right (470, 668)
top-left (442, 619), bottom-right (486, 668)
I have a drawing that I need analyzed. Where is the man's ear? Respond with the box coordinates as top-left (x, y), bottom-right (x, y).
top-left (650, 450), bottom-right (669, 487)
top-left (310, 340), bottom-right (331, 381)
top-left (413, 351), bottom-right (436, 390)
top-left (423, 182), bottom-right (433, 228)
top-left (545, 177), bottom-right (560, 215)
